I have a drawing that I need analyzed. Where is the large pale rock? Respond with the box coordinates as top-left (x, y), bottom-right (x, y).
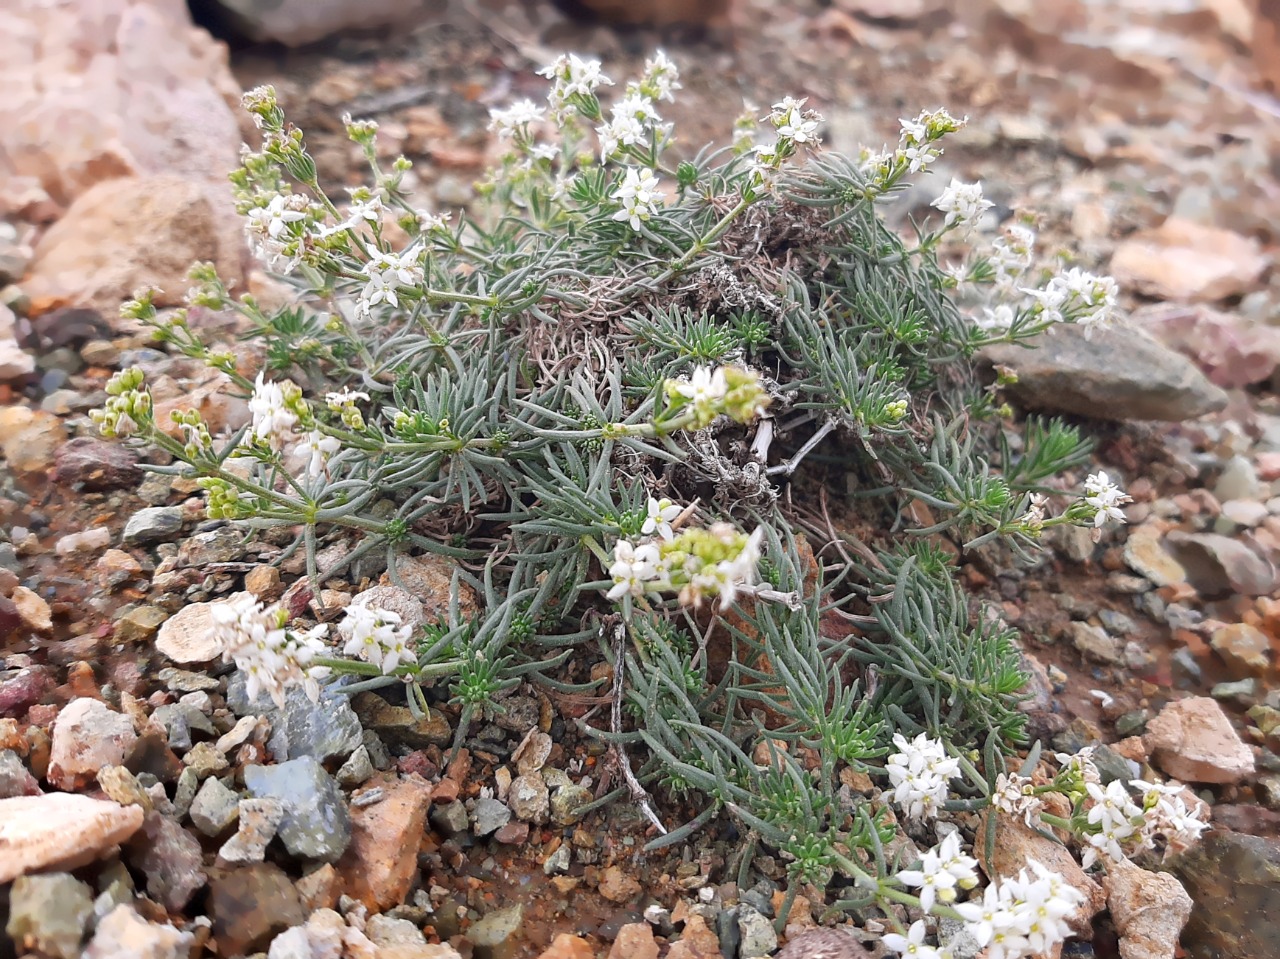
top-left (23, 175), bottom-right (243, 316)
top-left (83, 905), bottom-right (194, 959)
top-left (1133, 302), bottom-right (1280, 389)
top-left (980, 324), bottom-right (1227, 422)
top-left (0, 793), bottom-right (144, 882)
top-left (48, 698), bottom-right (138, 790)
top-left (155, 600), bottom-right (222, 664)
top-left (0, 0), bottom-right (243, 216)
top-left (211, 0), bottom-right (433, 45)
top-left (1103, 856), bottom-right (1193, 959)
top-left (977, 811), bottom-right (1105, 937)
top-left (1145, 696), bottom-right (1255, 784)
top-left (337, 778), bottom-right (432, 911)
top-left (1111, 218), bottom-right (1268, 302)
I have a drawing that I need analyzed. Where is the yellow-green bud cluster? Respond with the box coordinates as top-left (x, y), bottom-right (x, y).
top-left (90, 367), bottom-right (151, 439)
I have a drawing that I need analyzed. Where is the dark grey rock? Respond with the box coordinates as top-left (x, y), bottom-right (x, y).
top-left (123, 507), bottom-right (184, 546)
top-left (336, 745), bottom-right (374, 787)
top-left (126, 810), bottom-right (207, 911)
top-left (190, 776), bottom-right (241, 837)
top-left (228, 671), bottom-right (362, 764)
top-left (244, 757), bottom-right (351, 862)
top-left (471, 796), bottom-right (512, 837)
top-left (430, 800), bottom-right (470, 837)
top-left (1171, 831), bottom-right (1280, 959)
top-left (467, 904), bottom-right (523, 959)
top-left (980, 324), bottom-right (1228, 422)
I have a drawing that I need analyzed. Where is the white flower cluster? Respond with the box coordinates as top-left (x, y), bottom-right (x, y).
top-left (1025, 267), bottom-right (1118, 337)
top-left (358, 249), bottom-right (424, 317)
top-left (885, 733), bottom-right (961, 820)
top-left (539, 53), bottom-right (612, 122)
top-left (1081, 779), bottom-right (1207, 868)
top-left (1083, 470), bottom-right (1132, 528)
top-left (247, 372), bottom-right (298, 451)
top-left (895, 832), bottom-right (979, 912)
top-left (338, 604), bottom-right (415, 675)
top-left (611, 167), bottom-right (664, 231)
top-left (664, 364), bottom-right (771, 429)
top-left (210, 593), bottom-right (329, 708)
top-left (991, 770), bottom-right (1044, 826)
top-left (930, 179), bottom-right (993, 236)
top-left (488, 98), bottom-right (546, 140)
top-left (607, 520), bottom-right (764, 608)
top-left (952, 859), bottom-right (1086, 959)
top-left (598, 93), bottom-right (663, 161)
top-left (244, 193), bottom-right (307, 273)
top-left (989, 225), bottom-right (1036, 287)
top-left (247, 373), bottom-right (341, 479)
top-left (896, 107), bottom-right (967, 174)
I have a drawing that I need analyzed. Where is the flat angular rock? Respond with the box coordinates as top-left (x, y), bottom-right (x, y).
top-left (126, 810), bottom-right (206, 911)
top-left (1111, 217), bottom-right (1268, 302)
top-left (1164, 531), bottom-right (1276, 598)
top-left (338, 778), bottom-right (432, 911)
top-left (0, 793), bottom-right (144, 882)
top-left (48, 697), bottom-right (137, 790)
top-left (981, 324), bottom-right (1228, 422)
top-left (1103, 855), bottom-right (1192, 959)
top-left (155, 601), bottom-right (221, 664)
top-left (1145, 696), bottom-right (1255, 784)
top-left (244, 757), bottom-right (351, 862)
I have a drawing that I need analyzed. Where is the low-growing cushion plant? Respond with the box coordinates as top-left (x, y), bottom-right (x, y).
top-left (96, 52), bottom-right (1205, 956)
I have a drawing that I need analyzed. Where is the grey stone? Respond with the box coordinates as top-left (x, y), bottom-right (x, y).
top-left (736, 904), bottom-right (777, 959)
top-left (1069, 621), bottom-right (1125, 665)
top-left (244, 757), bottom-right (351, 862)
top-left (0, 748), bottom-right (40, 798)
top-left (126, 811), bottom-right (206, 911)
top-left (218, 797), bottom-right (285, 864)
top-left (123, 507), bottom-right (184, 545)
top-left (172, 766), bottom-right (200, 818)
top-left (336, 745), bottom-right (374, 787)
top-left (228, 671), bottom-right (362, 764)
top-left (1172, 831), bottom-right (1280, 959)
top-left (543, 843), bottom-right (571, 875)
top-left (158, 667), bottom-right (220, 693)
top-left (6, 873), bottom-right (94, 959)
top-left (549, 783), bottom-right (593, 826)
top-left (980, 324), bottom-right (1228, 422)
top-left (1215, 455), bottom-right (1261, 502)
top-left (366, 913), bottom-right (427, 946)
top-left (471, 796), bottom-right (512, 837)
top-left (1211, 677), bottom-right (1258, 706)
top-left (190, 776), bottom-right (241, 836)
top-left (468, 904), bottom-right (523, 959)
top-left (1165, 531), bottom-right (1276, 598)
top-left (152, 702), bottom-right (215, 752)
top-left (430, 800), bottom-right (470, 837)
top-left (177, 526), bottom-right (245, 567)
top-left (507, 773), bottom-right (549, 824)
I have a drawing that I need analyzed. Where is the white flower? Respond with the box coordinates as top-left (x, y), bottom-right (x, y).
top-left (882, 920), bottom-right (949, 959)
top-left (414, 209), bottom-right (452, 232)
top-left (641, 497), bottom-right (682, 541)
top-left (540, 54), bottom-right (612, 119)
top-left (293, 429), bottom-right (340, 479)
top-left (607, 539), bottom-right (662, 600)
top-left (529, 143), bottom-right (559, 162)
top-left (990, 225), bottom-right (1036, 285)
top-left (246, 195), bottom-right (305, 239)
top-left (957, 859), bottom-right (1084, 959)
top-left (346, 193), bottom-right (383, 224)
top-left (975, 304), bottom-right (1016, 334)
top-left (640, 50), bottom-right (680, 102)
top-left (901, 142), bottom-right (941, 174)
top-left (1083, 470), bottom-right (1132, 528)
top-left (992, 772), bottom-right (1043, 826)
top-left (358, 250), bottom-right (423, 316)
top-left (326, 387), bottom-right (370, 409)
top-left (672, 365), bottom-right (728, 406)
top-left (211, 593), bottom-right (329, 708)
top-left (488, 99), bottom-right (547, 138)
top-left (248, 373), bottom-right (298, 451)
top-left (598, 94), bottom-right (661, 160)
top-left (339, 603), bottom-right (415, 675)
top-left (1026, 268), bottom-right (1118, 336)
top-left (776, 108), bottom-right (820, 144)
top-left (611, 167), bottom-right (664, 231)
top-left (886, 733), bottom-right (960, 820)
top-left (931, 179), bottom-right (993, 234)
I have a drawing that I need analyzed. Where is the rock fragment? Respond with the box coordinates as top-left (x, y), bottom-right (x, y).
top-left (1145, 696), bottom-right (1255, 784)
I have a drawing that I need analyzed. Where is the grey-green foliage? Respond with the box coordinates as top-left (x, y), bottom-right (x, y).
top-left (117, 81), bottom-right (1100, 914)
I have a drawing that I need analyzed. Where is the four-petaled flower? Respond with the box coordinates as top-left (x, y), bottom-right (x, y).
top-left (611, 167), bottom-right (664, 231)
top-left (246, 195), bottom-right (305, 239)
